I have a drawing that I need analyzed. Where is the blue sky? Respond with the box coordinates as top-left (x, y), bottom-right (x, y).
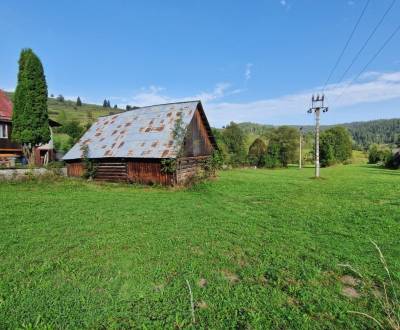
top-left (1, 0), bottom-right (399, 127)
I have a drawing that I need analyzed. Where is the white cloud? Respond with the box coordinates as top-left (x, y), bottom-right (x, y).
top-left (280, 0), bottom-right (287, 6)
top-left (245, 63), bottom-right (253, 82)
top-left (117, 82), bottom-right (239, 108)
top-left (114, 70), bottom-right (400, 127)
top-left (206, 71), bottom-right (400, 126)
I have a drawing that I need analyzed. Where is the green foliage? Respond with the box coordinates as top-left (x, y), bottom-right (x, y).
top-left (368, 144), bottom-right (392, 164)
top-left (265, 126), bottom-right (299, 167)
top-left (160, 158), bottom-right (177, 174)
top-left (204, 150), bottom-right (224, 175)
top-left (172, 116), bottom-right (186, 157)
top-left (320, 126), bottom-right (353, 167)
top-left (264, 143), bottom-right (282, 168)
top-left (385, 152), bottom-right (400, 169)
top-left (59, 120), bottom-right (84, 141)
top-left (12, 48), bottom-right (51, 147)
top-left (237, 119), bottom-right (400, 150)
top-left (221, 122), bottom-right (247, 166)
top-left (0, 165), bottom-right (399, 328)
top-left (345, 119), bottom-right (400, 149)
top-left (248, 138), bottom-right (267, 167)
top-left (76, 96), bottom-right (82, 107)
top-left (81, 145), bottom-right (96, 179)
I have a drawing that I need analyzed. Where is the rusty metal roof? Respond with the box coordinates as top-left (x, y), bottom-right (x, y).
top-left (63, 101), bottom-right (201, 160)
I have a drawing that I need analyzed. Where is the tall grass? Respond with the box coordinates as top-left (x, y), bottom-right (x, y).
top-left (345, 241), bottom-right (399, 329)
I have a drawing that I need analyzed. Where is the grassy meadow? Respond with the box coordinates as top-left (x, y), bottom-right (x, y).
top-left (0, 165), bottom-right (399, 328)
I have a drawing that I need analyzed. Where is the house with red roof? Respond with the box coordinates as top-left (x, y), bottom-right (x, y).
top-left (0, 89), bottom-right (60, 166)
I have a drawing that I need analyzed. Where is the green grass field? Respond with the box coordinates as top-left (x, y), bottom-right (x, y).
top-left (0, 165), bottom-right (399, 329)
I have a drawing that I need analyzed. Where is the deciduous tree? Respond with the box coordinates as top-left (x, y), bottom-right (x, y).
top-left (248, 138), bottom-right (267, 167)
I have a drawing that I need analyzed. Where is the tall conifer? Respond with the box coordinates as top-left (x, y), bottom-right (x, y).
top-left (12, 49), bottom-right (50, 164)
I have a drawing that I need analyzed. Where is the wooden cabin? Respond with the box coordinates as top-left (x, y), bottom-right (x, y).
top-left (0, 89), bottom-right (60, 167)
top-left (63, 101), bottom-right (218, 185)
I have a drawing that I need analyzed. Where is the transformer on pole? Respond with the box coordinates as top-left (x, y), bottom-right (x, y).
top-left (307, 94), bottom-right (328, 178)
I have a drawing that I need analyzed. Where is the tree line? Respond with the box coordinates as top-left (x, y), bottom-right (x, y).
top-left (213, 122), bottom-right (353, 169)
top-left (236, 119), bottom-right (400, 150)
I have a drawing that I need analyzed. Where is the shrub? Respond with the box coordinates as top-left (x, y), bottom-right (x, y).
top-left (368, 144), bottom-right (391, 164)
top-left (385, 152), bottom-right (400, 169)
top-left (248, 138), bottom-right (267, 167)
top-left (81, 145), bottom-right (96, 179)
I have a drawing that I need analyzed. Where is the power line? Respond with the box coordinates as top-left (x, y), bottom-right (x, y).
top-left (333, 22), bottom-right (400, 105)
top-left (336, 0), bottom-right (397, 85)
top-left (322, 0), bottom-right (371, 91)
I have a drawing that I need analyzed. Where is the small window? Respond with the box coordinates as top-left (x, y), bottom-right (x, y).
top-left (0, 123), bottom-right (8, 139)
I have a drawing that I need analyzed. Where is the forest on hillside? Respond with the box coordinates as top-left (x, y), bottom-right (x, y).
top-left (237, 118), bottom-right (400, 149)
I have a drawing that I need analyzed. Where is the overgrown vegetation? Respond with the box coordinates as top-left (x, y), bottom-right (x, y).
top-left (0, 165), bottom-right (399, 328)
top-left (81, 145), bottom-right (96, 179)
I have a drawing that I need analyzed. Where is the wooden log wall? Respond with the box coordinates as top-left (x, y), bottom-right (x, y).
top-left (67, 162), bottom-right (84, 177)
top-left (176, 156), bottom-right (209, 184)
top-left (127, 160), bottom-right (173, 185)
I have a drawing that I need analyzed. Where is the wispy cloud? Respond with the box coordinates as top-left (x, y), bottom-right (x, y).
top-left (245, 63), bottom-right (253, 82)
top-left (206, 70), bottom-right (400, 126)
top-left (280, 0), bottom-right (287, 6)
top-left (119, 82), bottom-right (239, 108)
top-left (114, 70), bottom-right (400, 127)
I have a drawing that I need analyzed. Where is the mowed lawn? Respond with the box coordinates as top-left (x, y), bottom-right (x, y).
top-left (0, 165), bottom-right (399, 329)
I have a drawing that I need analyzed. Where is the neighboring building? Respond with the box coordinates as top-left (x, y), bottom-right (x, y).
top-left (0, 89), bottom-right (60, 166)
top-left (63, 101), bottom-right (218, 185)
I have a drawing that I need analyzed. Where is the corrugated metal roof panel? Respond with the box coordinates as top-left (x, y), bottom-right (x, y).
top-left (63, 101), bottom-right (200, 160)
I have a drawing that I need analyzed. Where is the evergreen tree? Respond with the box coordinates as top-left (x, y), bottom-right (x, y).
top-left (12, 48), bottom-right (50, 164)
top-left (113, 104), bottom-right (118, 109)
top-left (76, 96), bottom-right (82, 106)
top-left (103, 99), bottom-right (108, 107)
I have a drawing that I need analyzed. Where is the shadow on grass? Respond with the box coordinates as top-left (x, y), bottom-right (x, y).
top-left (359, 164), bottom-right (400, 176)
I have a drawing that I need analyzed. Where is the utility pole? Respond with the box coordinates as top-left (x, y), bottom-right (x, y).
top-left (308, 94), bottom-right (328, 178)
top-left (299, 127), bottom-right (303, 169)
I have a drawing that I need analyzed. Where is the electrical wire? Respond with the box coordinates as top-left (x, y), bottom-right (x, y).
top-left (322, 0), bottom-right (371, 92)
top-left (333, 22), bottom-right (400, 105)
top-left (336, 0), bottom-right (397, 85)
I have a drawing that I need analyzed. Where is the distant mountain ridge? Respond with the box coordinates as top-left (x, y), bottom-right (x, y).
top-left (237, 119), bottom-right (400, 149)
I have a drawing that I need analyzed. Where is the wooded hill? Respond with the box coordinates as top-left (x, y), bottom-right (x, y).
top-left (5, 91), bottom-right (123, 126)
top-left (237, 119), bottom-right (400, 149)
